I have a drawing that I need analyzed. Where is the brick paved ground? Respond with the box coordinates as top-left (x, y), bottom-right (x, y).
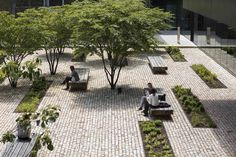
top-left (0, 48), bottom-right (236, 157)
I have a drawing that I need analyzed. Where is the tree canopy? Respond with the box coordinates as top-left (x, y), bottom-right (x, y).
top-left (67, 0), bottom-right (172, 89)
top-left (0, 11), bottom-right (42, 87)
top-left (19, 6), bottom-right (73, 75)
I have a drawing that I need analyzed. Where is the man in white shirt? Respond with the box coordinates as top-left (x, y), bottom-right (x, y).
top-left (142, 89), bottom-right (160, 116)
top-left (138, 83), bottom-right (157, 110)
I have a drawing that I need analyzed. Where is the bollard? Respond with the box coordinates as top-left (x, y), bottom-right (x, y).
top-left (177, 27), bottom-right (180, 44)
top-left (207, 27), bottom-right (211, 45)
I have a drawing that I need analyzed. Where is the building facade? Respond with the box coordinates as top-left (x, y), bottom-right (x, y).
top-left (1, 0), bottom-right (236, 47)
top-left (151, 0), bottom-right (236, 47)
top-left (0, 0), bottom-right (74, 14)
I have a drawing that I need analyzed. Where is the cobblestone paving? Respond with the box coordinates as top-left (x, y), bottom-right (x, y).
top-left (0, 48), bottom-right (236, 157)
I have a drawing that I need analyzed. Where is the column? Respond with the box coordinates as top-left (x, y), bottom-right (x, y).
top-left (43, 0), bottom-right (50, 6)
top-left (11, 0), bottom-right (16, 15)
top-left (177, 26), bottom-right (181, 44)
top-left (190, 12), bottom-right (198, 43)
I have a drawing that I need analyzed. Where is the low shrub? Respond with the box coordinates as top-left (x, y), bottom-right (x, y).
top-left (173, 85), bottom-right (216, 128)
top-left (192, 64), bottom-right (216, 82)
top-left (15, 77), bottom-right (51, 113)
top-left (165, 46), bottom-right (186, 62)
top-left (139, 120), bottom-right (174, 157)
top-left (0, 68), bottom-right (5, 83)
top-left (191, 64), bottom-right (226, 88)
top-left (222, 47), bottom-right (236, 57)
top-left (72, 49), bottom-right (88, 62)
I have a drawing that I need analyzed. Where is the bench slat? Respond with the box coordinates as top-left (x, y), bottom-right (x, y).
top-left (2, 133), bottom-right (38, 157)
top-left (75, 68), bottom-right (89, 82)
top-left (69, 68), bottom-right (90, 91)
top-left (147, 56), bottom-right (168, 74)
top-left (22, 134), bottom-right (38, 157)
top-left (148, 56), bottom-right (167, 68)
top-left (150, 106), bottom-right (173, 116)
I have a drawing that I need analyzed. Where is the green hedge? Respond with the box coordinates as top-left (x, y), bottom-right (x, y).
top-left (15, 77), bottom-right (52, 113)
top-left (192, 64), bottom-right (216, 82)
top-left (173, 85), bottom-right (216, 128)
top-left (221, 47), bottom-right (236, 57)
top-left (139, 120), bottom-right (174, 157)
top-left (165, 46), bottom-right (186, 62)
top-left (191, 64), bottom-right (226, 88)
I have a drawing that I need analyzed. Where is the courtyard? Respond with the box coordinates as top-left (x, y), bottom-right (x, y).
top-left (0, 47), bottom-right (236, 157)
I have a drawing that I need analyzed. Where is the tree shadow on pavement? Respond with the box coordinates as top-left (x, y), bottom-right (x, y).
top-left (70, 85), bottom-right (145, 111)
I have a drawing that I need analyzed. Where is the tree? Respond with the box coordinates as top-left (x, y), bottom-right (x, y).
top-left (68, 0), bottom-right (172, 89)
top-left (0, 12), bottom-right (41, 87)
top-left (19, 7), bottom-right (73, 75)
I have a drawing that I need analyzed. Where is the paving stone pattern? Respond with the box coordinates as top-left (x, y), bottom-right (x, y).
top-left (0, 48), bottom-right (236, 157)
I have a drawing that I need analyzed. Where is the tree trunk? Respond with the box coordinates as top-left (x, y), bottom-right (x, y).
top-left (10, 81), bottom-right (17, 88)
top-left (102, 55), bottom-right (123, 90)
top-left (50, 71), bottom-right (56, 75)
top-left (45, 48), bottom-right (62, 75)
top-left (110, 84), bottom-right (116, 90)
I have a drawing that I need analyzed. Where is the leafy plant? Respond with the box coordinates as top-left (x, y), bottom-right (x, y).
top-left (192, 64), bottom-right (217, 82)
top-left (165, 46), bottom-right (186, 62)
top-left (1, 61), bottom-right (21, 87)
top-left (16, 113), bottom-right (32, 129)
top-left (1, 59), bottom-right (41, 88)
top-left (1, 105), bottom-right (60, 157)
top-left (191, 64), bottom-right (226, 88)
top-left (173, 85), bottom-right (216, 128)
top-left (22, 58), bottom-right (42, 81)
top-left (72, 49), bottom-right (89, 62)
top-left (16, 77), bottom-right (51, 113)
top-left (165, 46), bottom-right (180, 54)
top-left (139, 120), bottom-right (174, 157)
top-left (0, 68), bottom-right (6, 83)
top-left (0, 131), bottom-right (16, 144)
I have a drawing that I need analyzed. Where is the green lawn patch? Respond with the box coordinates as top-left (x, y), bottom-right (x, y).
top-left (172, 85), bottom-right (216, 128)
top-left (139, 120), bottom-right (174, 157)
top-left (165, 46), bottom-right (186, 62)
top-left (191, 64), bottom-right (226, 88)
top-left (15, 77), bottom-right (52, 113)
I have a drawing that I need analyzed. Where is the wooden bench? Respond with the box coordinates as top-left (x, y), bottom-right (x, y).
top-left (149, 103), bottom-right (173, 116)
top-left (1, 133), bottom-right (38, 157)
top-left (143, 87), bottom-right (173, 116)
top-left (147, 56), bottom-right (168, 74)
top-left (69, 68), bottom-right (90, 91)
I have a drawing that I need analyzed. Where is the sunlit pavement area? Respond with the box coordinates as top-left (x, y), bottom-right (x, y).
top-left (0, 47), bottom-right (236, 157)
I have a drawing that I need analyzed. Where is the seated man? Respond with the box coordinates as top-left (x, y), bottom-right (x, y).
top-left (138, 83), bottom-right (156, 110)
top-left (61, 66), bottom-right (79, 90)
top-left (142, 89), bottom-right (160, 116)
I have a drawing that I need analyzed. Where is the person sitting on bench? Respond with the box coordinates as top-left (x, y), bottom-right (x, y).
top-left (142, 89), bottom-right (160, 116)
top-left (61, 66), bottom-right (79, 90)
top-left (138, 83), bottom-right (156, 110)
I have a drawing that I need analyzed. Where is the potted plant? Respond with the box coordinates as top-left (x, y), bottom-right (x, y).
top-left (16, 113), bottom-right (32, 139)
top-left (0, 105), bottom-right (60, 156)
